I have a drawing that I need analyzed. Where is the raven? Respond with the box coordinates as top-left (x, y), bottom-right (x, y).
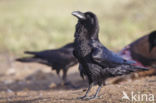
top-left (16, 43), bottom-right (78, 85)
top-left (72, 11), bottom-right (148, 100)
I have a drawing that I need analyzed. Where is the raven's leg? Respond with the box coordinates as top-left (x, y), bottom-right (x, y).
top-left (62, 68), bottom-right (72, 86)
top-left (62, 68), bottom-right (78, 88)
top-left (55, 69), bottom-right (63, 85)
top-left (62, 68), bottom-right (67, 83)
top-left (56, 69), bottom-right (61, 80)
top-left (77, 83), bottom-right (93, 99)
top-left (87, 85), bottom-right (102, 100)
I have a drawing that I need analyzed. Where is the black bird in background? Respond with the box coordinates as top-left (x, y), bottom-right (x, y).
top-left (16, 43), bottom-right (78, 85)
top-left (72, 11), bottom-right (148, 100)
top-left (119, 31), bottom-right (156, 67)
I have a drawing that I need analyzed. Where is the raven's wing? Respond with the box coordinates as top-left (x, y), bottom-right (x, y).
top-left (91, 46), bottom-right (135, 68)
top-left (24, 48), bottom-right (75, 66)
top-left (106, 64), bottom-right (148, 76)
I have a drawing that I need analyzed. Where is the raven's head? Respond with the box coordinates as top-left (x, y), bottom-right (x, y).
top-left (148, 31), bottom-right (156, 52)
top-left (72, 11), bottom-right (99, 39)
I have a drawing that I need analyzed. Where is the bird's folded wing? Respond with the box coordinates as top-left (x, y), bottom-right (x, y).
top-left (91, 47), bottom-right (135, 67)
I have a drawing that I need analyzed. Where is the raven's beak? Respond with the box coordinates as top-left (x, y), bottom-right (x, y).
top-left (72, 11), bottom-right (86, 20)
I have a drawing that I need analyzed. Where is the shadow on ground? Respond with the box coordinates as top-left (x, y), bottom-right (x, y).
top-left (0, 70), bottom-right (88, 92)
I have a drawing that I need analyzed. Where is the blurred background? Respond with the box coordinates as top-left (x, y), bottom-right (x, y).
top-left (0, 1), bottom-right (156, 102)
top-left (0, 0), bottom-right (156, 55)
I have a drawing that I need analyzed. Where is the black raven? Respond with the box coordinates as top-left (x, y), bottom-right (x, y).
top-left (16, 43), bottom-right (78, 85)
top-left (119, 31), bottom-right (156, 67)
top-left (72, 11), bottom-right (148, 100)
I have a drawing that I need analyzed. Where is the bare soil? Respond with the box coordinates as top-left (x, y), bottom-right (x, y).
top-left (0, 54), bottom-right (156, 103)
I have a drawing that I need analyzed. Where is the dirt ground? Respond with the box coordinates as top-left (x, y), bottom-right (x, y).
top-left (0, 54), bottom-right (156, 103)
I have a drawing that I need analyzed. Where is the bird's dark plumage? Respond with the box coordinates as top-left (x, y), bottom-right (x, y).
top-left (72, 11), bottom-right (148, 100)
top-left (16, 43), bottom-right (78, 84)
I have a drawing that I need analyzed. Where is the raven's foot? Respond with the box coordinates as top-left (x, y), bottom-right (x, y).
top-left (63, 81), bottom-right (72, 86)
top-left (77, 95), bottom-right (89, 100)
top-left (57, 81), bottom-right (77, 88)
top-left (77, 95), bottom-right (99, 100)
top-left (56, 81), bottom-right (71, 86)
top-left (84, 95), bottom-right (100, 100)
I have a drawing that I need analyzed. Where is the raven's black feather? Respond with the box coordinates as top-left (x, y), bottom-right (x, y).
top-left (16, 43), bottom-right (78, 83)
top-left (72, 11), bottom-right (148, 99)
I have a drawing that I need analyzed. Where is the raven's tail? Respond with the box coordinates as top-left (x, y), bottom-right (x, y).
top-left (131, 65), bottom-right (148, 71)
top-left (112, 68), bottom-right (156, 84)
top-left (24, 51), bottom-right (38, 55)
top-left (16, 51), bottom-right (39, 62)
top-left (16, 57), bottom-right (49, 65)
top-left (16, 57), bottom-right (38, 62)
